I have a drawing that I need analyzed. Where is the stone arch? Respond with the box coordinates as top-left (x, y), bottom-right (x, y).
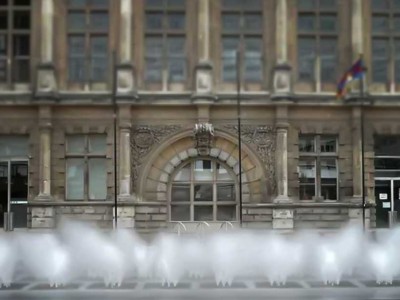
top-left (137, 129), bottom-right (271, 204)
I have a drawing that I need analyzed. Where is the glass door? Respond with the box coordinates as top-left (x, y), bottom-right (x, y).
top-left (0, 160), bottom-right (28, 228)
top-left (375, 179), bottom-right (392, 228)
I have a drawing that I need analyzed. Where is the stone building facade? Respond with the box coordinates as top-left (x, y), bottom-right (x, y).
top-left (0, 0), bottom-right (399, 232)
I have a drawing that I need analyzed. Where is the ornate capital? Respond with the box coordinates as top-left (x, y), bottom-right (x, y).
top-left (193, 123), bottom-right (214, 156)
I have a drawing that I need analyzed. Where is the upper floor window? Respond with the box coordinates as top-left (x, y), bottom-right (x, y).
top-left (0, 0), bottom-right (31, 84)
top-left (67, 0), bottom-right (109, 83)
top-left (221, 0), bottom-right (263, 83)
top-left (170, 159), bottom-right (237, 222)
top-left (66, 134), bottom-right (108, 201)
top-left (144, 0), bottom-right (186, 86)
top-left (298, 135), bottom-right (338, 201)
top-left (370, 0), bottom-right (400, 85)
top-left (297, 0), bottom-right (338, 84)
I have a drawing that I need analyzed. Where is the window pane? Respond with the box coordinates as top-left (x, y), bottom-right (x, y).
top-left (90, 0), bottom-right (108, 7)
top-left (319, 15), bottom-right (336, 32)
top-left (14, 0), bottom-right (30, 5)
top-left (0, 59), bottom-right (6, 81)
top-left (0, 12), bottom-right (6, 30)
top-left (395, 40), bottom-right (400, 82)
top-left (222, 0), bottom-right (241, 9)
top-left (146, 13), bottom-right (163, 29)
top-left (69, 57), bottom-right (85, 82)
top-left (217, 164), bottom-right (232, 180)
top-left (372, 39), bottom-right (389, 83)
top-left (66, 135), bottom-right (85, 154)
top-left (146, 37), bottom-right (163, 56)
top-left (174, 163), bottom-right (191, 181)
top-left (245, 38), bottom-right (262, 81)
top-left (90, 12), bottom-right (109, 30)
top-left (91, 57), bottom-right (107, 81)
top-left (194, 184), bottom-right (213, 201)
top-left (319, 0), bottom-right (336, 9)
top-left (68, 13), bottom-right (86, 31)
top-left (66, 158), bottom-right (85, 200)
top-left (375, 158), bottom-right (400, 170)
top-left (13, 59), bottom-right (29, 82)
top-left (68, 36), bottom-right (85, 55)
top-left (222, 37), bottom-right (239, 81)
top-left (299, 158), bottom-right (316, 200)
top-left (298, 38), bottom-right (315, 81)
top-left (321, 158), bottom-right (337, 200)
top-left (13, 11), bottom-right (30, 29)
top-left (223, 57), bottom-right (236, 82)
top-left (146, 0), bottom-right (163, 7)
top-left (167, 36), bottom-right (185, 55)
top-left (194, 206), bottom-right (213, 221)
top-left (145, 57), bottom-right (162, 82)
top-left (217, 206), bottom-right (236, 221)
top-left (394, 0), bottom-right (400, 10)
top-left (0, 0), bottom-right (6, 6)
top-left (0, 136), bottom-right (28, 157)
top-left (167, 13), bottom-right (185, 30)
top-left (217, 183), bottom-right (235, 201)
top-left (13, 35), bottom-right (29, 56)
top-left (371, 0), bottom-right (389, 10)
top-left (243, 13), bottom-right (262, 31)
top-left (88, 135), bottom-right (106, 154)
top-left (222, 14), bottom-right (240, 32)
top-left (0, 35), bottom-right (6, 56)
top-left (298, 14), bottom-right (316, 32)
top-left (246, 0), bottom-right (262, 10)
top-left (298, 0), bottom-right (316, 10)
top-left (375, 135), bottom-right (400, 156)
top-left (69, 0), bottom-right (87, 6)
top-left (168, 58), bottom-right (185, 82)
top-left (320, 38), bottom-right (336, 82)
top-left (320, 136), bottom-right (337, 152)
top-left (171, 205), bottom-right (190, 221)
top-left (372, 16), bottom-right (389, 33)
top-left (171, 184), bottom-right (190, 202)
top-left (89, 158), bottom-right (107, 200)
top-left (394, 16), bottom-right (400, 32)
top-left (91, 36), bottom-right (107, 55)
top-left (167, 0), bottom-right (184, 7)
top-left (299, 136), bottom-right (315, 152)
top-left (194, 160), bottom-right (213, 181)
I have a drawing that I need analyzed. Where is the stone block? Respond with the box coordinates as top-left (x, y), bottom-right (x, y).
top-left (31, 207), bottom-right (55, 218)
top-left (151, 214), bottom-right (167, 221)
top-left (31, 217), bottom-right (55, 228)
top-left (117, 207), bottom-right (135, 218)
top-left (210, 148), bottom-right (220, 157)
top-left (273, 209), bottom-right (294, 219)
top-left (117, 218), bottom-right (135, 228)
top-left (247, 209), bottom-right (272, 215)
top-left (135, 206), bottom-right (161, 214)
top-left (135, 214), bottom-right (150, 221)
top-left (83, 207), bottom-right (96, 214)
top-left (320, 214), bottom-right (348, 221)
top-left (273, 218), bottom-right (294, 229)
top-left (243, 222), bottom-right (272, 229)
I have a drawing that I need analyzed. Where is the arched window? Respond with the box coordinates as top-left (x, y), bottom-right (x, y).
top-left (169, 159), bottom-right (237, 222)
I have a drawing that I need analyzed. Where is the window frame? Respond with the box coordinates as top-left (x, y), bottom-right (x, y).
top-left (65, 134), bottom-right (108, 201)
top-left (168, 158), bottom-right (238, 222)
top-left (298, 134), bottom-right (339, 201)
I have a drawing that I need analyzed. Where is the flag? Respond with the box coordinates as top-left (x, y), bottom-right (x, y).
top-left (336, 58), bottom-right (365, 99)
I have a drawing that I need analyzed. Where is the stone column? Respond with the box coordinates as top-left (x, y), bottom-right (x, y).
top-left (272, 0), bottom-right (291, 99)
top-left (36, 0), bottom-right (57, 95)
top-left (118, 127), bottom-right (132, 199)
top-left (192, 0), bottom-right (214, 103)
top-left (352, 0), bottom-right (363, 57)
top-left (117, 0), bottom-right (136, 98)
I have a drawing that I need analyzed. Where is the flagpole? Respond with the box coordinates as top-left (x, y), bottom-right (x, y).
top-left (236, 46), bottom-right (243, 227)
top-left (360, 59), bottom-right (366, 231)
top-left (112, 51), bottom-right (118, 229)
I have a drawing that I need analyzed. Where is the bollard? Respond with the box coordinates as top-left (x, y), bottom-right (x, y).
top-left (388, 211), bottom-right (398, 228)
top-left (3, 212), bottom-right (14, 231)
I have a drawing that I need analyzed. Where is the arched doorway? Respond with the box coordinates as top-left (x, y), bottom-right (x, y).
top-left (169, 158), bottom-right (237, 222)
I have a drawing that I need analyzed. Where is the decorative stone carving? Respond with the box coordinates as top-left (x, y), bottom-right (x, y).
top-left (193, 123), bottom-right (214, 155)
top-left (222, 124), bottom-right (276, 193)
top-left (131, 125), bottom-right (182, 187)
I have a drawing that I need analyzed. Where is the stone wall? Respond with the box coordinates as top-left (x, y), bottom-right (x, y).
top-left (134, 202), bottom-right (168, 232)
top-left (294, 207), bottom-right (349, 229)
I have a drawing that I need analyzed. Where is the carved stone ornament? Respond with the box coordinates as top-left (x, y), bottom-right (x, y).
top-left (193, 123), bottom-right (214, 156)
top-left (131, 125), bottom-right (182, 187)
top-left (222, 124), bottom-right (276, 193)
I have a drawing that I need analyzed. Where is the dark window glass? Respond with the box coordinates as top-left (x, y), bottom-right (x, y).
top-left (395, 40), bottom-right (400, 82)
top-left (171, 205), bottom-right (190, 221)
top-left (69, 0), bottom-right (87, 6)
top-left (320, 38), bottom-right (336, 82)
top-left (194, 206), bottom-right (213, 221)
top-left (371, 0), bottom-right (389, 10)
top-left (13, 11), bottom-right (30, 29)
top-left (168, 36), bottom-right (185, 82)
top-left (319, 0), bottom-right (336, 9)
top-left (90, 12), bottom-right (109, 30)
top-left (0, 35), bottom-right (6, 56)
top-left (372, 39), bottom-right (389, 83)
top-left (299, 158), bottom-right (316, 200)
top-left (145, 36), bottom-right (163, 82)
top-left (246, 0), bottom-right (262, 10)
top-left (13, 35), bottom-right (29, 56)
top-left (298, 37), bottom-right (316, 81)
top-left (375, 158), bottom-right (400, 170)
top-left (217, 206), bottom-right (236, 221)
top-left (167, 0), bottom-right (184, 7)
top-left (319, 14), bottom-right (336, 32)
top-left (374, 135), bottom-right (400, 156)
top-left (167, 13), bottom-right (185, 30)
top-left (243, 13), bottom-right (262, 31)
top-left (222, 14), bottom-right (241, 32)
top-left (394, 0), bottom-right (400, 10)
top-left (222, 37), bottom-right (239, 82)
top-left (0, 0), bottom-right (7, 6)
top-left (320, 136), bottom-right (337, 152)
top-left (146, 13), bottom-right (163, 30)
top-left (0, 60), bottom-right (6, 81)
top-left (90, 0), bottom-right (108, 7)
top-left (320, 158), bottom-right (337, 200)
top-left (194, 184), bottom-right (213, 201)
top-left (372, 16), bottom-right (389, 33)
top-left (68, 36), bottom-right (85, 82)
top-left (222, 0), bottom-right (241, 9)
top-left (298, 14), bottom-right (316, 31)
top-left (299, 136), bottom-right (315, 152)
top-left (217, 183), bottom-right (235, 201)
top-left (298, 0), bottom-right (316, 10)
top-left (244, 37), bottom-right (262, 81)
top-left (68, 13), bottom-right (86, 31)
top-left (146, 0), bottom-right (163, 7)
top-left (13, 59), bottom-right (29, 81)
top-left (394, 16), bottom-right (400, 31)
top-left (0, 12), bottom-right (6, 29)
top-left (14, 0), bottom-right (30, 5)
top-left (171, 184), bottom-right (190, 202)
top-left (90, 36), bottom-right (108, 81)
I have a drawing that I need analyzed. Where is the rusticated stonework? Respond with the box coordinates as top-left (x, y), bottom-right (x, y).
top-left (131, 125), bottom-right (182, 188)
top-left (222, 125), bottom-right (276, 193)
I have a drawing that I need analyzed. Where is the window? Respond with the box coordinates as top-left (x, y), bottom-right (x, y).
top-left (170, 159), bottom-right (237, 222)
top-left (144, 0), bottom-right (186, 85)
top-left (0, 0), bottom-right (31, 84)
top-left (374, 135), bottom-right (400, 177)
top-left (67, 0), bottom-right (109, 83)
top-left (221, 0), bottom-right (263, 83)
top-left (297, 0), bottom-right (338, 83)
top-left (370, 0), bottom-right (400, 85)
top-left (65, 135), bottom-right (107, 201)
top-left (298, 135), bottom-right (338, 201)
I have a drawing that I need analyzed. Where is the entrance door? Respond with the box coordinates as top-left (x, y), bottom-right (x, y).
top-left (375, 180), bottom-right (392, 228)
top-left (0, 161), bottom-right (28, 228)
